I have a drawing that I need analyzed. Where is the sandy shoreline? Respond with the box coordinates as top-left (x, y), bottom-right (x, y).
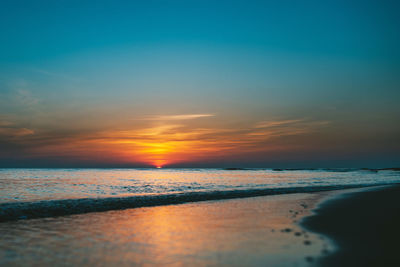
top-left (1, 185), bottom-right (399, 266)
top-left (0, 191), bottom-right (335, 266)
top-left (1, 184), bottom-right (386, 222)
top-left (301, 185), bottom-right (400, 267)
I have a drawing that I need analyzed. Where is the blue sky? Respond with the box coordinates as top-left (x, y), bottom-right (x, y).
top-left (0, 0), bottom-right (399, 167)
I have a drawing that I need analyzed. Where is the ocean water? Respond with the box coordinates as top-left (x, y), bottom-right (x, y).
top-left (0, 168), bottom-right (399, 221)
top-left (1, 168), bottom-right (399, 266)
top-left (1, 168), bottom-right (399, 203)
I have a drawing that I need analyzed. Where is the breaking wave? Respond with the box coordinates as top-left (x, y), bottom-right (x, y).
top-left (1, 183), bottom-right (397, 222)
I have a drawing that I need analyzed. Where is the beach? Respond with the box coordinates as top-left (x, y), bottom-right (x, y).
top-left (302, 185), bottom-right (400, 267)
top-left (0, 190), bottom-right (338, 267)
top-left (1, 169), bottom-right (400, 266)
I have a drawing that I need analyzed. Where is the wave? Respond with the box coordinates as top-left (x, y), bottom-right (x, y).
top-left (272, 168), bottom-right (362, 172)
top-left (271, 168), bottom-right (400, 172)
top-left (0, 183), bottom-right (397, 222)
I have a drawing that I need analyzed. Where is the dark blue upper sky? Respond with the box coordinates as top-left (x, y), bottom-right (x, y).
top-left (1, 0), bottom-right (399, 62)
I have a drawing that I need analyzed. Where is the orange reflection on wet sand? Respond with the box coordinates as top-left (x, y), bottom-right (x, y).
top-left (0, 193), bottom-right (335, 266)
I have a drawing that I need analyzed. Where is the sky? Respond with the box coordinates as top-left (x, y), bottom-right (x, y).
top-left (0, 0), bottom-right (399, 168)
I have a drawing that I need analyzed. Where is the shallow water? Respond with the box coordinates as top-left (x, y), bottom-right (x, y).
top-left (0, 192), bottom-right (334, 267)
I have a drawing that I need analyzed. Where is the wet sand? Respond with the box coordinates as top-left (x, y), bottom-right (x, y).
top-left (0, 192), bottom-right (334, 267)
top-left (302, 185), bottom-right (400, 267)
top-left (2, 186), bottom-right (399, 266)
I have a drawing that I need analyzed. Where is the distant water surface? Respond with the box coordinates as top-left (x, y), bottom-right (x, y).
top-left (1, 168), bottom-right (399, 203)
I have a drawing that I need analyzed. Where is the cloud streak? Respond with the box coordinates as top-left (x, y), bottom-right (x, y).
top-left (0, 120), bottom-right (35, 138)
top-left (0, 117), bottom-right (331, 167)
top-left (142, 114), bottom-right (215, 121)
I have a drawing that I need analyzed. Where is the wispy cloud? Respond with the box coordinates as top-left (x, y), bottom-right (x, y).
top-left (255, 119), bottom-right (305, 128)
top-left (0, 115), bottom-right (330, 166)
top-left (0, 121), bottom-right (13, 127)
top-left (143, 114), bottom-right (215, 121)
top-left (0, 127), bottom-right (34, 137)
top-left (15, 89), bottom-right (40, 107)
top-left (0, 120), bottom-right (34, 138)
top-left (68, 117), bottom-right (330, 165)
top-left (251, 119), bottom-right (330, 138)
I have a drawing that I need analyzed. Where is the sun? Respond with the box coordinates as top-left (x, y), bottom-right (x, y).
top-left (156, 166), bottom-right (162, 169)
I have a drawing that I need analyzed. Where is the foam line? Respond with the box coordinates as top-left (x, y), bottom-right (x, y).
top-left (0, 183), bottom-right (396, 222)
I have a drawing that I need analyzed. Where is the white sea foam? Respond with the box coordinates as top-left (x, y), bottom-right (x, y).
top-left (0, 168), bottom-right (399, 221)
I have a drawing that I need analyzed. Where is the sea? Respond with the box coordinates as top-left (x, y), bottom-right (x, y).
top-left (1, 168), bottom-right (400, 220)
top-left (1, 168), bottom-right (399, 266)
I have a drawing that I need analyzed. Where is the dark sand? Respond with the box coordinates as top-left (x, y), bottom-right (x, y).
top-left (302, 185), bottom-right (400, 267)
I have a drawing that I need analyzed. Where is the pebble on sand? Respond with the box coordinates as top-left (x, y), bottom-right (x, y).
top-left (305, 256), bottom-right (314, 262)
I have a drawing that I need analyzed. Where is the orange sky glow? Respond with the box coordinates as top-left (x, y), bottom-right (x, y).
top-left (0, 114), bottom-right (332, 167)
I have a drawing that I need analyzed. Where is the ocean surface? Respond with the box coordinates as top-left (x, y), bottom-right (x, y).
top-left (0, 168), bottom-right (400, 221)
top-left (1, 168), bottom-right (399, 266)
top-left (2, 168), bottom-right (400, 203)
